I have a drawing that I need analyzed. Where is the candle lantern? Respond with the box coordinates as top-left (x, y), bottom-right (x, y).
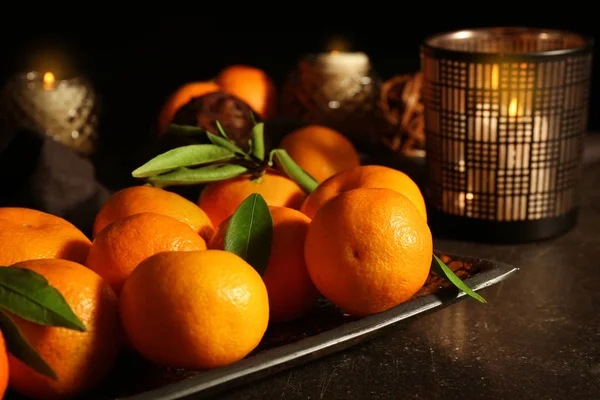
top-left (0, 71), bottom-right (99, 156)
top-left (422, 28), bottom-right (593, 243)
top-left (281, 52), bottom-right (385, 146)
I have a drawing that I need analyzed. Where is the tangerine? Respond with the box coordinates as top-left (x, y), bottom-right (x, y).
top-left (198, 169), bottom-right (306, 228)
top-left (300, 165), bottom-right (427, 221)
top-left (216, 65), bottom-right (278, 119)
top-left (0, 331), bottom-right (7, 399)
top-left (279, 125), bottom-right (360, 183)
top-left (304, 188), bottom-right (432, 316)
top-left (92, 185), bottom-right (214, 241)
top-left (7, 259), bottom-right (120, 400)
top-left (210, 206), bottom-right (319, 323)
top-left (158, 81), bottom-right (220, 134)
top-left (120, 250), bottom-right (269, 369)
top-left (0, 207), bottom-right (91, 266)
top-left (85, 212), bottom-right (206, 295)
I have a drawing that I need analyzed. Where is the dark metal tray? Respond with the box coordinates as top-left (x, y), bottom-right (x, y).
top-left (8, 252), bottom-right (518, 400)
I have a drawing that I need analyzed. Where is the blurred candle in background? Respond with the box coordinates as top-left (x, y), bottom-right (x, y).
top-left (281, 36), bottom-right (383, 146)
top-left (0, 68), bottom-right (100, 156)
top-left (315, 51), bottom-right (370, 75)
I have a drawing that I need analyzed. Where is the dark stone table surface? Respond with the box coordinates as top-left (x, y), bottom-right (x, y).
top-left (214, 135), bottom-right (600, 400)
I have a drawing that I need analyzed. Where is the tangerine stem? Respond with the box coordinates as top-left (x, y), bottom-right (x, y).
top-left (269, 149), bottom-right (319, 193)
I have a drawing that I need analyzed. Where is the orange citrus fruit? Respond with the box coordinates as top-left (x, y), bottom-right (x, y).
top-left (7, 259), bottom-right (120, 400)
top-left (0, 331), bottom-right (7, 399)
top-left (300, 165), bottom-right (427, 221)
top-left (279, 125), bottom-right (360, 183)
top-left (158, 81), bottom-right (220, 134)
top-left (216, 65), bottom-right (278, 119)
top-left (210, 206), bottom-right (319, 323)
top-left (92, 185), bottom-right (214, 241)
top-left (0, 207), bottom-right (91, 267)
top-left (305, 188), bottom-right (433, 316)
top-left (120, 250), bottom-right (269, 369)
top-left (85, 212), bottom-right (207, 294)
top-left (198, 169), bottom-right (306, 228)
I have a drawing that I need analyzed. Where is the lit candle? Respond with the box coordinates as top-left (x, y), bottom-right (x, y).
top-left (295, 51), bottom-right (373, 111)
top-left (423, 27), bottom-right (592, 239)
top-left (1, 70), bottom-right (99, 155)
top-left (467, 90), bottom-right (551, 221)
top-left (281, 46), bottom-right (377, 143)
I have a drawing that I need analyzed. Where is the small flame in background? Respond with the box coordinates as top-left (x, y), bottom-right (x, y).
top-left (43, 72), bottom-right (55, 85)
top-left (42, 71), bottom-right (56, 91)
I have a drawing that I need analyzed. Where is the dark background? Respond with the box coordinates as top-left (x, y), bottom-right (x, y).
top-left (1, 18), bottom-right (598, 157)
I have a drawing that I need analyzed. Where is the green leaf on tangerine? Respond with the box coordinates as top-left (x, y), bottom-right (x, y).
top-left (223, 193), bottom-right (273, 275)
top-left (206, 132), bottom-right (246, 156)
top-left (215, 121), bottom-right (229, 139)
top-left (0, 310), bottom-right (57, 380)
top-left (431, 255), bottom-right (487, 304)
top-left (250, 123), bottom-right (265, 161)
top-left (132, 144), bottom-right (235, 178)
top-left (0, 267), bottom-right (86, 331)
top-left (269, 149), bottom-right (319, 193)
top-left (164, 123), bottom-right (205, 137)
top-left (249, 111), bottom-right (257, 125)
top-left (148, 164), bottom-right (249, 187)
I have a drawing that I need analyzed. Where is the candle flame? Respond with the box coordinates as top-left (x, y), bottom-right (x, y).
top-left (508, 98), bottom-right (518, 117)
top-left (330, 50), bottom-right (340, 55)
top-left (43, 72), bottom-right (55, 85)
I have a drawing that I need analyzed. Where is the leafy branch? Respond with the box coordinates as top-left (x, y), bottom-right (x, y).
top-left (132, 122), bottom-right (318, 192)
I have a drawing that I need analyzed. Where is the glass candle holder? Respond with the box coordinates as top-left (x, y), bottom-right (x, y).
top-left (281, 51), bottom-right (384, 146)
top-left (421, 27), bottom-right (593, 243)
top-left (0, 71), bottom-right (99, 156)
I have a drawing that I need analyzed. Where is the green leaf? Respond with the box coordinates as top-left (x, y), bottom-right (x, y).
top-left (0, 310), bottom-right (57, 380)
top-left (164, 123), bottom-right (205, 137)
top-left (269, 149), bottom-right (319, 193)
top-left (0, 267), bottom-right (86, 331)
top-left (223, 194), bottom-right (273, 275)
top-left (250, 123), bottom-right (265, 161)
top-left (148, 164), bottom-right (249, 187)
top-left (432, 255), bottom-right (487, 304)
top-left (249, 111), bottom-right (257, 126)
top-left (215, 121), bottom-right (229, 139)
top-left (206, 132), bottom-right (246, 156)
top-left (132, 144), bottom-right (236, 178)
